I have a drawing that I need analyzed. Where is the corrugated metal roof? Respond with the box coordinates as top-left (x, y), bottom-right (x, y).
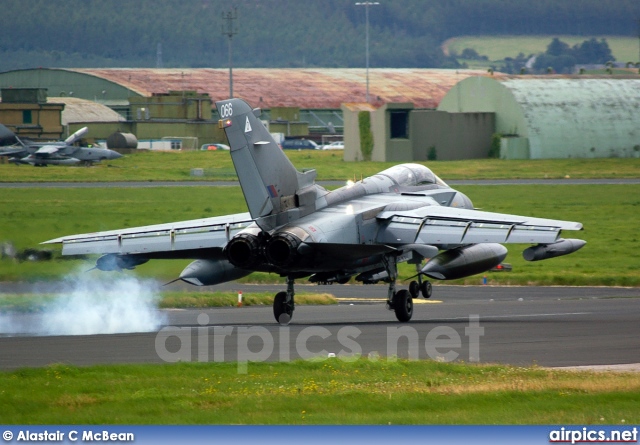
top-left (438, 75), bottom-right (640, 159)
top-left (501, 77), bottom-right (640, 158)
top-left (49, 97), bottom-right (125, 125)
top-left (342, 102), bottom-right (377, 112)
top-left (71, 68), bottom-right (499, 109)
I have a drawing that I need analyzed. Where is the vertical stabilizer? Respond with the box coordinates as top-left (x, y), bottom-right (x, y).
top-left (215, 99), bottom-right (320, 229)
top-left (0, 124), bottom-right (18, 146)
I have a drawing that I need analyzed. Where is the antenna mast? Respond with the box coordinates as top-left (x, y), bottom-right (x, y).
top-left (156, 42), bottom-right (163, 69)
top-left (222, 8), bottom-right (238, 98)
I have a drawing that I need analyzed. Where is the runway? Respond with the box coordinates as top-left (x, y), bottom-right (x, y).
top-left (0, 285), bottom-right (638, 370)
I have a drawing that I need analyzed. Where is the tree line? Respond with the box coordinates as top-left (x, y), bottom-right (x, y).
top-left (0, 0), bottom-right (638, 72)
top-left (533, 38), bottom-right (616, 73)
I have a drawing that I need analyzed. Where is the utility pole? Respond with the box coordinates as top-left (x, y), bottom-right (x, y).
top-left (355, 2), bottom-right (379, 103)
top-left (222, 8), bottom-right (238, 98)
top-left (156, 42), bottom-right (163, 69)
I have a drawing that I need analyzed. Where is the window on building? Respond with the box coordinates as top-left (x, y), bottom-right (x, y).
top-left (22, 110), bottom-right (32, 124)
top-left (390, 111), bottom-right (409, 139)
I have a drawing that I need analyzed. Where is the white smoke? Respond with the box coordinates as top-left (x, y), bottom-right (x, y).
top-left (0, 271), bottom-right (166, 336)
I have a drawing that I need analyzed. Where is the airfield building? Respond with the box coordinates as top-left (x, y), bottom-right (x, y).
top-left (0, 68), bottom-right (492, 148)
top-left (438, 76), bottom-right (640, 159)
top-left (1, 68), bottom-right (639, 160)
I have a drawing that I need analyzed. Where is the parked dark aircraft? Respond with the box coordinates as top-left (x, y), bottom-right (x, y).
top-left (45, 99), bottom-right (585, 324)
top-left (0, 124), bottom-right (122, 166)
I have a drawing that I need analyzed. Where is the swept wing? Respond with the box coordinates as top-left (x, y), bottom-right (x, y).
top-left (43, 212), bottom-right (253, 258)
top-left (377, 205), bottom-right (582, 246)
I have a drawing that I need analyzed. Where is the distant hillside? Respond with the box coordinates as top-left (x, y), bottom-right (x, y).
top-left (444, 36), bottom-right (639, 63)
top-left (1, 0), bottom-right (638, 71)
top-left (443, 35), bottom-right (640, 72)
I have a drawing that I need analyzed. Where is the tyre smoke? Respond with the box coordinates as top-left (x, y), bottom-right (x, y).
top-left (0, 272), bottom-right (166, 336)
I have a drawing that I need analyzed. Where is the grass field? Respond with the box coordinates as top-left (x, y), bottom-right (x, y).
top-left (0, 291), bottom-right (337, 312)
top-left (1, 184), bottom-right (639, 286)
top-left (1, 360), bottom-right (638, 424)
top-left (443, 35), bottom-right (640, 63)
top-left (2, 151), bottom-right (640, 182)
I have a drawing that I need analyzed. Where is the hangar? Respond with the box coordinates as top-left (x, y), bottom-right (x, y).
top-left (438, 75), bottom-right (640, 159)
top-left (0, 67), bottom-right (490, 149)
top-left (2, 68), bottom-right (638, 160)
top-left (344, 75), bottom-right (640, 161)
top-left (0, 67), bottom-right (489, 116)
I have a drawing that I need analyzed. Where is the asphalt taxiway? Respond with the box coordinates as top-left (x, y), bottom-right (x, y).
top-left (0, 285), bottom-right (638, 370)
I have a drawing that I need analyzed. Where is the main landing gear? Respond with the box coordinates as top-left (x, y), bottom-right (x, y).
top-left (384, 255), bottom-right (433, 322)
top-left (271, 259), bottom-right (433, 324)
top-left (273, 276), bottom-right (295, 325)
top-left (409, 277), bottom-right (432, 300)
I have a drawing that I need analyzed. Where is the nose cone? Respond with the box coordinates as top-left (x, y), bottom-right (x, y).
top-left (108, 149), bottom-right (123, 160)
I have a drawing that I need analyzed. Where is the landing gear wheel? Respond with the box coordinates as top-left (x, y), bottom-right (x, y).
top-left (273, 291), bottom-right (293, 325)
top-left (393, 289), bottom-right (413, 322)
top-left (420, 281), bottom-right (432, 299)
top-left (409, 281), bottom-right (419, 299)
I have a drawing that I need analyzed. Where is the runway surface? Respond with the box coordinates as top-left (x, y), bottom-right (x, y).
top-left (0, 284), bottom-right (638, 370)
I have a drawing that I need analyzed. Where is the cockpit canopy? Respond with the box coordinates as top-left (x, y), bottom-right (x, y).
top-left (377, 163), bottom-right (448, 188)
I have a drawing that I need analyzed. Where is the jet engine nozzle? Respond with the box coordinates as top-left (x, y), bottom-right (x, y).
top-left (265, 232), bottom-right (302, 267)
top-left (96, 254), bottom-right (148, 271)
top-left (421, 243), bottom-right (508, 280)
top-left (225, 233), bottom-right (262, 269)
top-left (522, 238), bottom-right (586, 262)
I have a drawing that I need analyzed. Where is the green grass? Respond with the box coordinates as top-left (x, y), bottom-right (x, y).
top-left (1, 360), bottom-right (638, 424)
top-left (0, 292), bottom-right (337, 312)
top-left (443, 35), bottom-right (640, 64)
top-left (1, 184), bottom-right (639, 286)
top-left (2, 151), bottom-right (640, 182)
top-left (158, 291), bottom-right (336, 308)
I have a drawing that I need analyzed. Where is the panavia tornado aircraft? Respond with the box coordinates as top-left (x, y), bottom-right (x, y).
top-left (0, 124), bottom-right (122, 166)
top-left (44, 98), bottom-right (586, 324)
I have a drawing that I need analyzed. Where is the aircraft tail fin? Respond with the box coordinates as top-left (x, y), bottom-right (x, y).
top-left (215, 99), bottom-right (322, 229)
top-left (64, 126), bottom-right (89, 145)
top-left (0, 124), bottom-right (18, 147)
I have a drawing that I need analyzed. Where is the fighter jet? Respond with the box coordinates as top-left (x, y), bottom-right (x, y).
top-left (0, 124), bottom-right (122, 166)
top-left (44, 98), bottom-right (586, 324)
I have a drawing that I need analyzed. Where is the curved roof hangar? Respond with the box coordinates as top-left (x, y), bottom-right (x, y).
top-left (438, 75), bottom-right (640, 159)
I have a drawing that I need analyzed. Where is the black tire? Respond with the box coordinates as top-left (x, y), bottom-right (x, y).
top-left (420, 281), bottom-right (433, 299)
top-left (409, 280), bottom-right (419, 298)
top-left (273, 291), bottom-right (292, 324)
top-left (393, 289), bottom-right (413, 322)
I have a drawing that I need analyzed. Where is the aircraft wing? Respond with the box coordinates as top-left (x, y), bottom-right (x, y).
top-left (42, 212), bottom-right (254, 257)
top-left (377, 206), bottom-right (583, 246)
top-left (0, 146), bottom-right (27, 157)
top-left (34, 145), bottom-right (62, 156)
